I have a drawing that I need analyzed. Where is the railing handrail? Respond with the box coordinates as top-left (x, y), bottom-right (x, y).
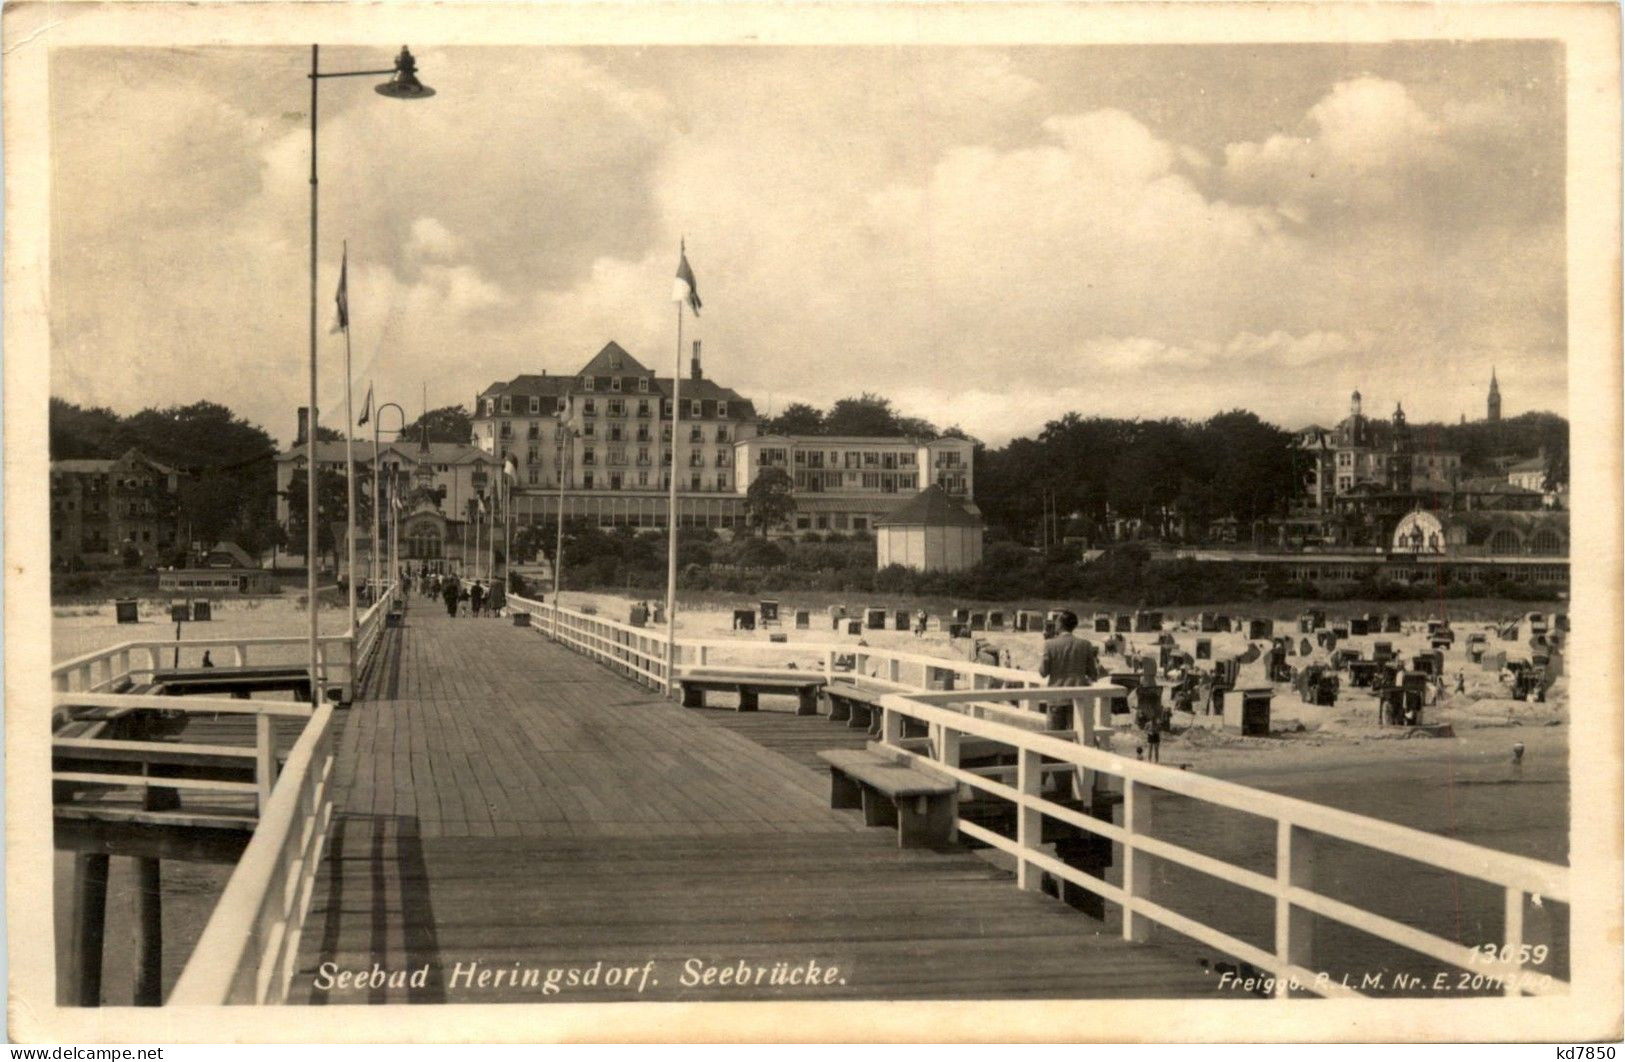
top-left (53, 588), bottom-right (398, 680)
top-left (880, 691), bottom-right (1568, 902)
top-left (167, 703), bottom-right (335, 1005)
top-left (145, 582), bottom-right (395, 1003)
top-left (511, 593), bottom-right (1567, 997)
top-left (512, 597), bottom-right (1062, 690)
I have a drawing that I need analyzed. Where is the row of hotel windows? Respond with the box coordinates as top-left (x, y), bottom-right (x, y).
top-left (794, 513), bottom-right (871, 532)
top-left (489, 395), bottom-right (729, 419)
top-left (571, 472), bottom-right (729, 492)
top-left (51, 475), bottom-right (160, 491)
top-left (53, 528), bottom-right (156, 545)
top-left (795, 470), bottom-right (918, 494)
top-left (768, 449), bottom-right (966, 470)
top-left (794, 450), bottom-right (917, 469)
top-left (511, 445), bottom-right (728, 467)
top-left (52, 499), bottom-right (162, 516)
top-left (501, 421), bottom-right (731, 444)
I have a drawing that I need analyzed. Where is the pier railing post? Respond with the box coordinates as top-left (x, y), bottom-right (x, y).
top-left (1502, 887), bottom-right (1524, 996)
top-left (1274, 821), bottom-right (1316, 997)
top-left (255, 713), bottom-right (277, 814)
top-left (1016, 748), bottom-right (1043, 891)
top-left (1122, 779), bottom-right (1153, 942)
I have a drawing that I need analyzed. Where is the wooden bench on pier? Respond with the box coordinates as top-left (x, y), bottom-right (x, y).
top-left (678, 669), bottom-right (826, 714)
top-left (816, 748), bottom-right (957, 848)
top-left (149, 666), bottom-right (315, 701)
top-left (823, 679), bottom-right (888, 730)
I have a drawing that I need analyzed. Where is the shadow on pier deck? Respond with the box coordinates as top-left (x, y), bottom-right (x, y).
top-left (294, 603), bottom-right (1216, 1004)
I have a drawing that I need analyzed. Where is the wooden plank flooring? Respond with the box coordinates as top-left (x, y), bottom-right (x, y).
top-left (292, 601), bottom-right (1218, 1004)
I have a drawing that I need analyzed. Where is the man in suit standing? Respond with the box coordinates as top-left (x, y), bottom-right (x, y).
top-left (1040, 609), bottom-right (1100, 732)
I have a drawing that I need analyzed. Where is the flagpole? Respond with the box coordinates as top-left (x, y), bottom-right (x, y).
top-left (370, 385), bottom-right (380, 597)
top-left (342, 243), bottom-right (358, 652)
top-left (306, 44), bottom-right (320, 704)
top-left (554, 420), bottom-right (568, 627)
top-left (664, 298), bottom-right (682, 698)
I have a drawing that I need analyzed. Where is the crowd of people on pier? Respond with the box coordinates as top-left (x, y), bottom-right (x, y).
top-left (401, 566), bottom-right (507, 619)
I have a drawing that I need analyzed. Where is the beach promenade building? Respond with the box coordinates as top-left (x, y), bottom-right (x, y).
top-left (734, 433), bottom-right (975, 534)
top-left (473, 341), bottom-right (975, 535)
top-left (272, 416), bottom-right (494, 572)
top-left (474, 342), bottom-right (758, 530)
top-left (1296, 390), bottom-right (1461, 512)
top-left (50, 449), bottom-right (188, 569)
top-left (874, 484), bottom-right (985, 571)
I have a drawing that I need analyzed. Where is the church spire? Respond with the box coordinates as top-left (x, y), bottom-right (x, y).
top-left (1487, 367), bottom-right (1502, 423)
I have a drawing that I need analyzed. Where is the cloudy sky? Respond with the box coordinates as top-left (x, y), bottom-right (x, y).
top-left (51, 41), bottom-right (1566, 447)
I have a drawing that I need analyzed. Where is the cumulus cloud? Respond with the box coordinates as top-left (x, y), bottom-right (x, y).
top-left (49, 47), bottom-right (1567, 446)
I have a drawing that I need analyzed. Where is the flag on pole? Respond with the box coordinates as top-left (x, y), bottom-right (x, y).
top-left (503, 453), bottom-right (519, 483)
top-left (331, 250), bottom-right (349, 334)
top-left (672, 240), bottom-right (701, 316)
top-left (358, 383), bottom-right (373, 427)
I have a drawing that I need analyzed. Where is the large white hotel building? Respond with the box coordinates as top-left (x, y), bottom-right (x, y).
top-left (471, 341), bottom-right (975, 534)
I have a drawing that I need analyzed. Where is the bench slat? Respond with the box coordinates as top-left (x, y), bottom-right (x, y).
top-left (841, 762), bottom-right (956, 798)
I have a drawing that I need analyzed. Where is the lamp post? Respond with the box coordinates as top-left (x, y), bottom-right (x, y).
top-left (304, 45), bottom-right (433, 701)
top-left (372, 402), bottom-right (407, 593)
top-left (553, 419), bottom-right (576, 630)
top-left (389, 464), bottom-right (403, 589)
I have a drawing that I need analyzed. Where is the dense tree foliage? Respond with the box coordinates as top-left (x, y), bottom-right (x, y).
top-left (976, 410), bottom-right (1300, 546)
top-left (280, 465), bottom-right (373, 570)
top-left (401, 405), bottom-right (474, 445)
top-left (744, 467), bottom-right (795, 535)
top-left (761, 394), bottom-right (939, 438)
top-left (50, 398), bottom-right (284, 555)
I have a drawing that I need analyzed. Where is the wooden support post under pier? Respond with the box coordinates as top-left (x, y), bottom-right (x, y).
top-left (69, 852), bottom-right (109, 1006)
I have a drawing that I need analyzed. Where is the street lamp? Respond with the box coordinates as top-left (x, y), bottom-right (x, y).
top-left (304, 44), bottom-right (434, 703)
top-left (553, 419), bottom-right (577, 631)
top-left (372, 402), bottom-right (407, 592)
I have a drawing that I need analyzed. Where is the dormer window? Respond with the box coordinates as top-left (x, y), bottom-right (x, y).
top-left (611, 377), bottom-right (622, 392)
top-left (638, 378), bottom-right (650, 393)
top-left (717, 401), bottom-right (728, 418)
top-left (501, 396), bottom-right (511, 414)
top-left (584, 377), bottom-right (595, 391)
top-left (690, 399), bottom-right (702, 418)
top-left (529, 396), bottom-right (540, 414)
top-left (484, 398), bottom-right (495, 416)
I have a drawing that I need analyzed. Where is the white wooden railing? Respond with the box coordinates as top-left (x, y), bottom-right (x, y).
top-left (508, 597), bottom-right (1569, 999)
top-left (873, 686), bottom-right (1568, 998)
top-left (506, 594), bottom-right (1050, 701)
top-left (53, 584), bottom-right (397, 1005)
top-left (168, 702), bottom-right (338, 1005)
top-left (53, 583), bottom-right (398, 707)
top-left (51, 692), bottom-right (313, 815)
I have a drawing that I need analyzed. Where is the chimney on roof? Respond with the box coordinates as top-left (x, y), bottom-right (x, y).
top-left (691, 339), bottom-right (702, 381)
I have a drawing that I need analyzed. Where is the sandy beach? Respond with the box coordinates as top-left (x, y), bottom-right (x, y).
top-left (557, 588), bottom-right (1567, 778)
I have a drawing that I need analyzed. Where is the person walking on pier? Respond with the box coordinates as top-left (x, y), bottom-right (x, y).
top-left (470, 579), bottom-right (485, 617)
top-left (442, 573), bottom-right (461, 618)
top-left (1040, 609), bottom-right (1100, 732)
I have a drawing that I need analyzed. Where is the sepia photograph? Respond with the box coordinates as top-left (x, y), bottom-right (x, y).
top-left (4, 0), bottom-right (1620, 1044)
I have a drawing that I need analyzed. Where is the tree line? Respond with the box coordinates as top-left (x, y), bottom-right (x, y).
top-left (49, 397), bottom-right (478, 565)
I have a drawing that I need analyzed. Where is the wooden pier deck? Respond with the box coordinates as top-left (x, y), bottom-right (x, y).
top-left (293, 602), bottom-right (1217, 1004)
